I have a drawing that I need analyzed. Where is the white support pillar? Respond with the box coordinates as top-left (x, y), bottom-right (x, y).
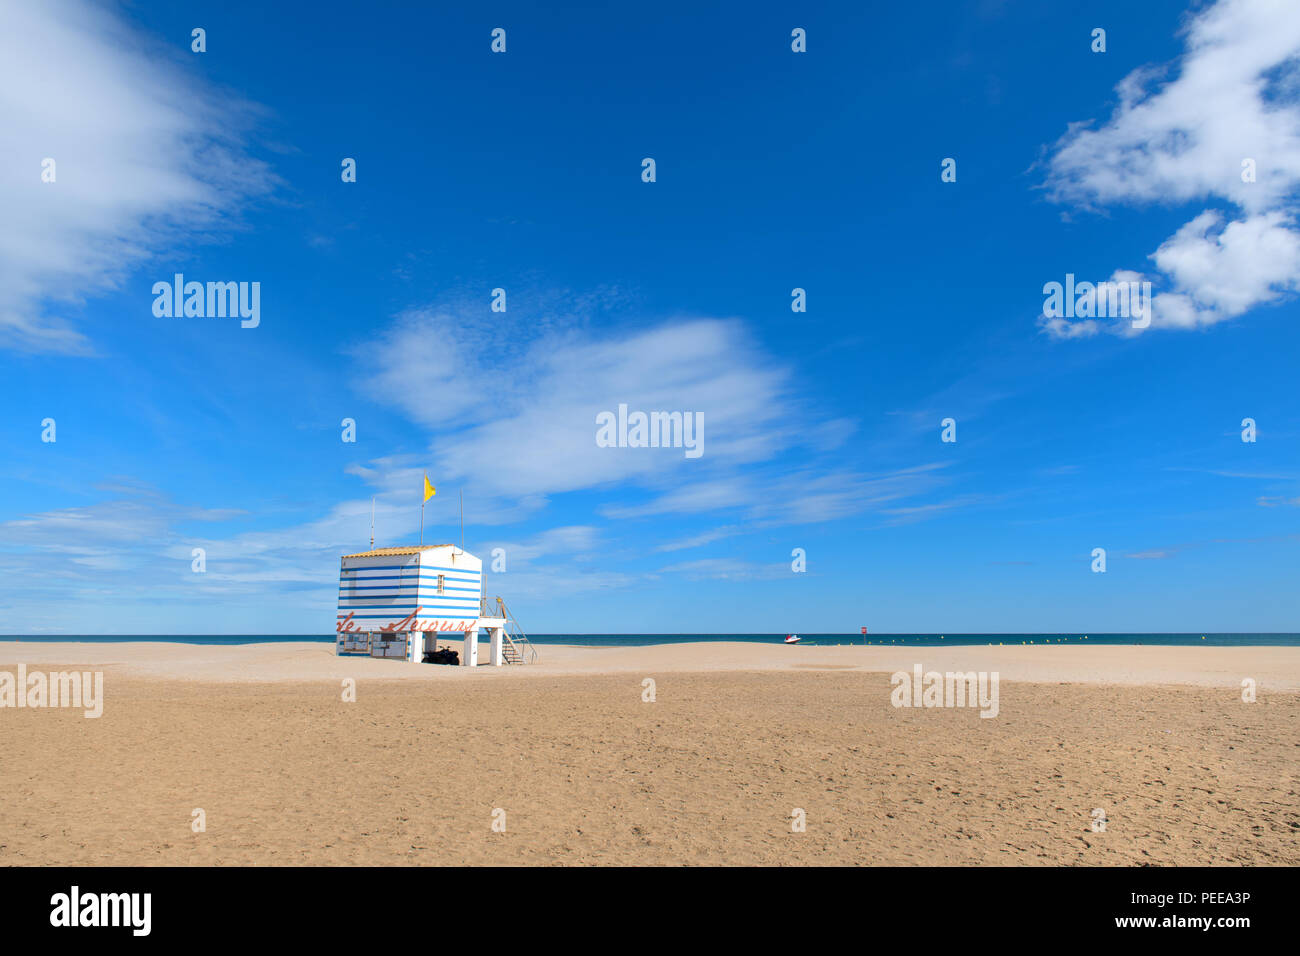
top-left (462, 626), bottom-right (479, 667)
top-left (490, 626), bottom-right (504, 666)
top-left (407, 629), bottom-right (422, 663)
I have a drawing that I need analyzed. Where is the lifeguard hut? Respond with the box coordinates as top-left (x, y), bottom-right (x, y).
top-left (334, 544), bottom-right (535, 666)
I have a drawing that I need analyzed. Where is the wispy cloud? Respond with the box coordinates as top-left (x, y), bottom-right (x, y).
top-left (0, 0), bottom-right (274, 353)
top-left (481, 525), bottom-right (601, 563)
top-left (653, 525), bottom-right (742, 552)
top-left (1120, 531), bottom-right (1300, 562)
top-left (473, 525), bottom-right (634, 600)
top-left (654, 557), bottom-right (789, 581)
top-left (356, 309), bottom-right (852, 501)
top-left (878, 492), bottom-right (998, 526)
top-left (349, 306), bottom-right (941, 530)
top-left (604, 465), bottom-right (951, 523)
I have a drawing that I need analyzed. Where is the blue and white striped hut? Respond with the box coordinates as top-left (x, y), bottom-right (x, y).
top-left (335, 545), bottom-right (524, 666)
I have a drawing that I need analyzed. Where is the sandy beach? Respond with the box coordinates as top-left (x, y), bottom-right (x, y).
top-left (1, 641), bottom-right (1297, 865)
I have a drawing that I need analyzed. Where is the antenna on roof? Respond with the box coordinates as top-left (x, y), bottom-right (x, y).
top-left (370, 497), bottom-right (375, 550)
top-left (459, 489), bottom-right (464, 553)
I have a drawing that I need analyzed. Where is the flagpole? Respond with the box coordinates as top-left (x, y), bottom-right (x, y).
top-left (459, 489), bottom-right (464, 553)
top-left (419, 474), bottom-right (436, 549)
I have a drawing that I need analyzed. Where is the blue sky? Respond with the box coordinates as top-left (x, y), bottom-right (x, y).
top-left (0, 0), bottom-right (1296, 634)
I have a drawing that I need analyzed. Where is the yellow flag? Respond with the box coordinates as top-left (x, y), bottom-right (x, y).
top-left (423, 474), bottom-right (436, 502)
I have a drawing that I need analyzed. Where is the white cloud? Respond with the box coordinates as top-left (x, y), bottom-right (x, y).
top-left (1147, 210), bottom-right (1300, 328)
top-left (1, 495), bottom-right (241, 551)
top-left (348, 306), bottom-right (971, 540)
top-left (357, 309), bottom-right (855, 504)
top-left (1043, 0), bottom-right (1300, 337)
top-left (1038, 315), bottom-right (1101, 339)
top-left (480, 526), bottom-right (601, 565)
top-left (474, 526), bottom-right (633, 600)
top-left (0, 0), bottom-right (273, 353)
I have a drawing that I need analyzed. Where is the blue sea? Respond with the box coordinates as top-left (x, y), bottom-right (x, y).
top-left (2, 633), bottom-right (1298, 646)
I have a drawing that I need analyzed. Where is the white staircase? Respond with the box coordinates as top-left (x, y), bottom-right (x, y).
top-left (484, 596), bottom-right (537, 664)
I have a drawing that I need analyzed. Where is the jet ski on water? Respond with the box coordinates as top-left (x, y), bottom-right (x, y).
top-left (784, 634), bottom-right (801, 644)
